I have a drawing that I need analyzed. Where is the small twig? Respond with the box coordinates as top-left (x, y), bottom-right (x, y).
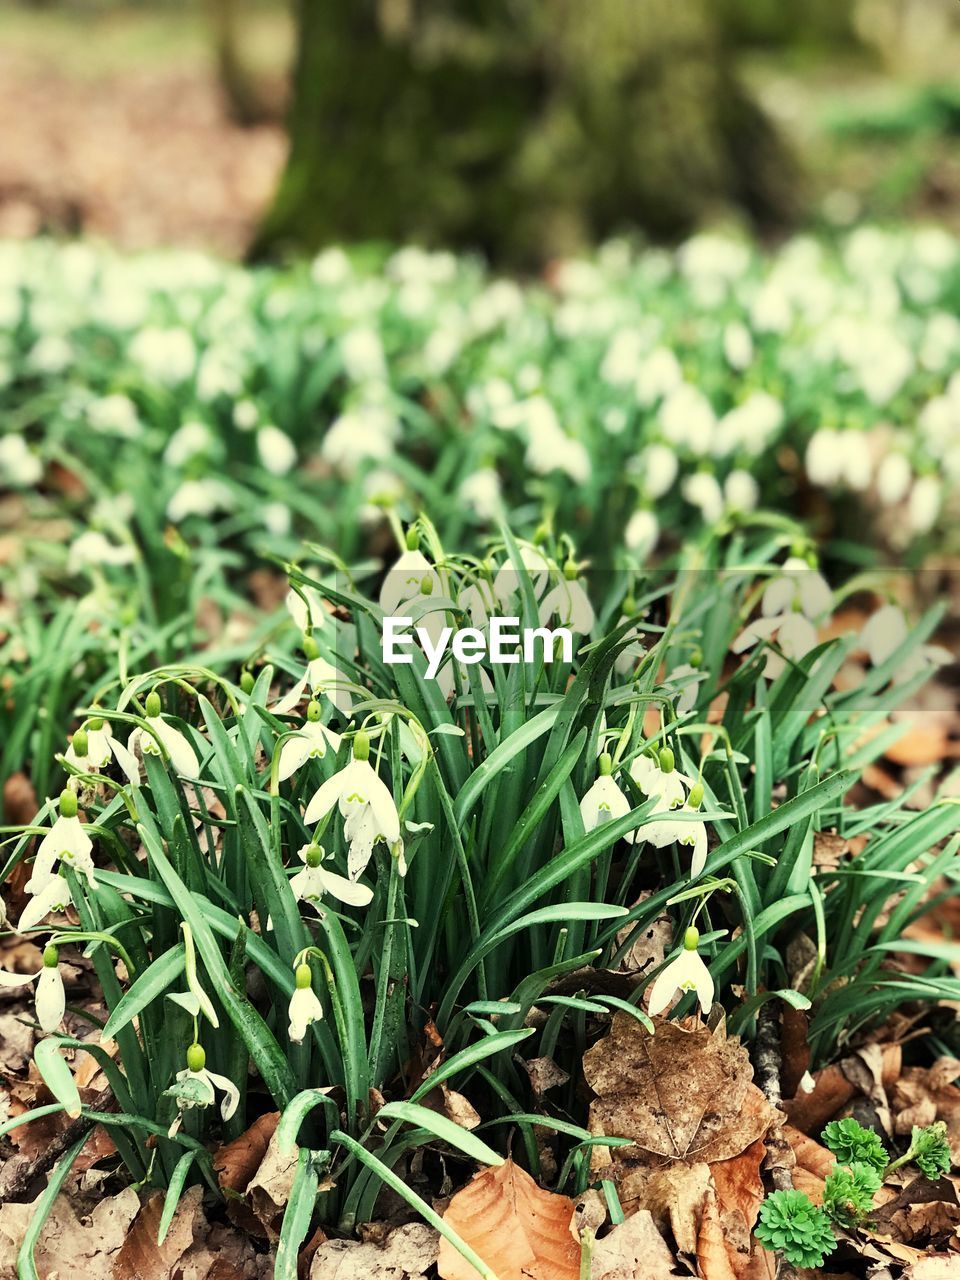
top-left (755, 1001), bottom-right (801, 1280)
top-left (0, 1086), bottom-right (112, 1205)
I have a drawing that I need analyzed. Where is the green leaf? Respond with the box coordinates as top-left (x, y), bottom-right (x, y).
top-left (102, 944), bottom-right (186, 1041)
top-left (34, 1039), bottom-right (81, 1119)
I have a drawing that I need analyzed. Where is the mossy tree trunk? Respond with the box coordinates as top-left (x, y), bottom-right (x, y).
top-left (252, 0), bottom-right (798, 265)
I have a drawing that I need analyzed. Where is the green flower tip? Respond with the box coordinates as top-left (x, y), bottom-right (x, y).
top-left (87, 716), bottom-right (104, 732)
top-left (420, 573), bottom-right (434, 595)
top-left (623, 593), bottom-right (637, 615)
top-left (598, 752), bottom-right (613, 777)
top-left (186, 1042), bottom-right (206, 1073)
top-left (294, 963), bottom-right (312, 990)
top-left (305, 844), bottom-right (323, 869)
top-left (688, 780), bottom-right (704, 808)
top-left (302, 632), bottom-right (320, 661)
top-left (306, 700), bottom-right (322, 723)
top-left (42, 943), bottom-right (60, 968)
top-left (240, 670), bottom-right (255, 695)
top-left (755, 1190), bottom-right (836, 1268)
top-left (683, 926), bottom-right (699, 951)
top-left (658, 746), bottom-right (675, 774)
top-left (563, 557), bottom-right (578, 582)
top-left (145, 691), bottom-right (162, 719)
top-left (353, 731), bottom-right (370, 762)
top-left (911, 1122), bottom-right (952, 1180)
top-left (71, 728), bottom-right (89, 759)
top-left (405, 526), bottom-right (420, 551)
top-left (689, 648), bottom-right (702, 669)
top-left (59, 789), bottom-right (78, 819)
top-left (822, 1117), bottom-right (888, 1173)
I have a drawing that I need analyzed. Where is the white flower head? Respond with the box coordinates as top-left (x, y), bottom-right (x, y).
top-left (25, 791), bottom-right (95, 894)
top-left (0, 943), bottom-right (65, 1033)
top-left (276, 706), bottom-right (342, 783)
top-left (271, 655), bottom-right (354, 718)
top-left (761, 557), bottom-right (831, 621)
top-left (732, 612), bottom-right (819, 680)
top-left (127, 692), bottom-right (200, 779)
top-left (539, 570), bottom-right (595, 635)
top-left (304, 734), bottom-right (400, 880)
top-left (169, 1043), bottom-right (239, 1131)
top-left (647, 927), bottom-right (714, 1018)
top-left (64, 717), bottom-right (139, 786)
top-left (288, 962), bottom-right (325, 1043)
top-left (580, 761), bottom-right (632, 836)
top-left (380, 545), bottom-right (434, 616)
top-left (290, 843), bottom-right (374, 913)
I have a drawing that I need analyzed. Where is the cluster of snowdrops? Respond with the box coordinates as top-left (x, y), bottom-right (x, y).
top-left (2, 225), bottom-right (960, 619)
top-left (2, 519), bottom-right (958, 1272)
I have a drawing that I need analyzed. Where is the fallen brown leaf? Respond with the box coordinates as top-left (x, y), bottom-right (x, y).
top-left (0, 1183), bottom-right (139, 1280)
top-left (583, 1016), bottom-right (778, 1165)
top-left (309, 1222), bottom-right (438, 1280)
top-left (697, 1188), bottom-right (738, 1280)
top-left (112, 1185), bottom-right (204, 1280)
top-left (437, 1158), bottom-right (580, 1280)
top-left (590, 1209), bottom-right (677, 1279)
top-left (710, 1137), bottom-right (766, 1276)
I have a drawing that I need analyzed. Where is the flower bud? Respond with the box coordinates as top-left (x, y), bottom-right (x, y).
top-left (689, 649), bottom-right (702, 669)
top-left (683, 926), bottom-right (700, 952)
top-left (43, 943), bottom-right (59, 968)
top-left (688, 781), bottom-right (704, 808)
top-left (405, 526), bottom-right (420, 551)
top-left (302, 632), bottom-right (320, 661)
top-left (623, 593), bottom-right (637, 615)
top-left (307, 700), bottom-right (322, 723)
top-left (353, 731), bottom-right (370, 762)
top-left (563, 557), bottom-right (578, 582)
top-left (240, 671), bottom-right (255, 695)
top-left (71, 728), bottom-right (89, 760)
top-left (87, 716), bottom-right (104, 732)
top-left (420, 574), bottom-right (434, 595)
top-left (658, 747), bottom-right (675, 774)
top-left (186, 1042), bottom-right (206, 1073)
top-left (145, 691), bottom-right (161, 719)
top-left (294, 963), bottom-right (312, 990)
top-left (598, 752), bottom-right (613, 777)
top-left (305, 844), bottom-right (323, 869)
top-left (59, 789), bottom-right (78, 820)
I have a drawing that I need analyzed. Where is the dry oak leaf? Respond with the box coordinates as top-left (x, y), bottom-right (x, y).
top-left (615, 1161), bottom-right (712, 1255)
top-left (309, 1222), bottom-right (438, 1280)
top-left (697, 1188), bottom-right (738, 1280)
top-left (582, 1016), bottom-right (778, 1165)
top-left (437, 1158), bottom-right (580, 1280)
top-left (590, 1209), bottom-right (678, 1279)
top-left (0, 1184), bottom-right (140, 1280)
top-left (710, 1137), bottom-right (766, 1276)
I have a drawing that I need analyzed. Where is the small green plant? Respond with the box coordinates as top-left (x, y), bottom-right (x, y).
top-left (755, 1190), bottom-right (837, 1268)
top-left (822, 1116), bottom-right (888, 1174)
top-left (759, 1118), bottom-right (956, 1264)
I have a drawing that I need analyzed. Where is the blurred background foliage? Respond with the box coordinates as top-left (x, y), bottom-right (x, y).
top-left (1, 0), bottom-right (959, 259)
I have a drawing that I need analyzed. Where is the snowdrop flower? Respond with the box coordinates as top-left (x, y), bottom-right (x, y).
top-left (580, 756), bottom-right (633, 834)
top-left (67, 530), bottom-right (135, 574)
top-left (459, 467), bottom-right (502, 521)
top-left (340, 327), bottom-right (386, 384)
top-left (380, 542), bottom-right (435, 616)
top-left (638, 443), bottom-right (678, 500)
top-left (723, 322), bottom-right (753, 370)
top-left (676, 780), bottom-right (708, 879)
top-left (860, 604), bottom-right (949, 680)
top-left (761, 557), bottom-right (831, 621)
top-left (276, 704), bottom-right (342, 782)
top-left (311, 246), bottom-right (351, 287)
top-left (322, 405), bottom-right (397, 472)
top-left (263, 503), bottom-right (291, 537)
top-left (129, 327), bottom-right (195, 384)
top-left (724, 469), bottom-right (759, 514)
top-left (660, 384), bottom-right (715, 456)
top-left (625, 509), bottom-right (659, 558)
top-left (668, 664), bottom-right (702, 717)
top-left (271, 653), bottom-right (353, 718)
top-left (635, 348), bottom-right (683, 406)
top-left (601, 329), bottom-right (645, 385)
top-left (164, 421), bottom-right (213, 467)
top-left (290, 843), bottom-right (374, 913)
top-left (29, 335), bottom-right (72, 375)
top-left (168, 1043), bottom-right (239, 1132)
top-left (257, 425), bottom-right (297, 476)
top-left (907, 475), bottom-right (941, 535)
top-left (493, 543), bottom-right (551, 605)
top-left (0, 944), bottom-right (66, 1033)
top-left (166, 478), bottom-right (234, 523)
top-left (304, 733), bottom-right (401, 880)
top-left (285, 584), bottom-right (327, 634)
top-left (682, 471), bottom-right (724, 523)
top-left (25, 790), bottom-right (95, 895)
top-left (539, 564), bottom-right (594, 634)
top-left (0, 435), bottom-right (43, 487)
top-left (647, 927), bottom-right (714, 1017)
top-left (630, 749), bottom-right (692, 847)
top-left (805, 428), bottom-right (842, 487)
top-left (88, 393), bottom-right (140, 439)
top-left (17, 873), bottom-right (73, 933)
top-left (732, 612), bottom-right (819, 680)
top-left (128, 692), bottom-right (200, 779)
top-left (64, 718), bottom-right (139, 785)
top-left (875, 453), bottom-right (912, 506)
top-left (288, 963), bottom-right (325, 1043)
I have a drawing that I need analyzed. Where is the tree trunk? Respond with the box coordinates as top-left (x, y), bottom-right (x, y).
top-left (252, 0), bottom-right (798, 265)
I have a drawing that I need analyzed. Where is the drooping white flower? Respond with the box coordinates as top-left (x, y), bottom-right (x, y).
top-left (860, 603), bottom-right (950, 681)
top-left (492, 543), bottom-right (551, 606)
top-left (276, 710), bottom-right (342, 783)
top-left (256, 425), bottom-right (297, 476)
top-left (380, 546), bottom-right (434, 616)
top-left (630, 751), bottom-right (691, 847)
top-left (539, 573), bottom-right (595, 634)
top-left (0, 944), bottom-right (65, 1033)
top-left (732, 612), bottom-right (819, 680)
top-left (64, 718), bottom-right (139, 785)
top-left (127, 693), bottom-right (200, 779)
top-left (290, 843), bottom-right (374, 913)
top-left (580, 761), bottom-right (632, 835)
top-left (271, 656), bottom-right (354, 719)
top-left (760, 557), bottom-right (831, 621)
top-left (638, 443), bottom-right (678, 500)
top-left (668, 664), bottom-right (703, 717)
top-left (288, 963), bottom-right (325, 1043)
top-left (67, 531), bottom-right (136, 575)
top-left (647, 928), bottom-right (714, 1017)
top-left (304, 735), bottom-right (400, 880)
top-left (17, 873), bottom-right (73, 933)
top-left (285, 585), bottom-right (327, 634)
top-left (169, 1043), bottom-right (239, 1130)
top-left (25, 791), bottom-right (95, 894)
top-left (625, 509), bottom-right (659, 558)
